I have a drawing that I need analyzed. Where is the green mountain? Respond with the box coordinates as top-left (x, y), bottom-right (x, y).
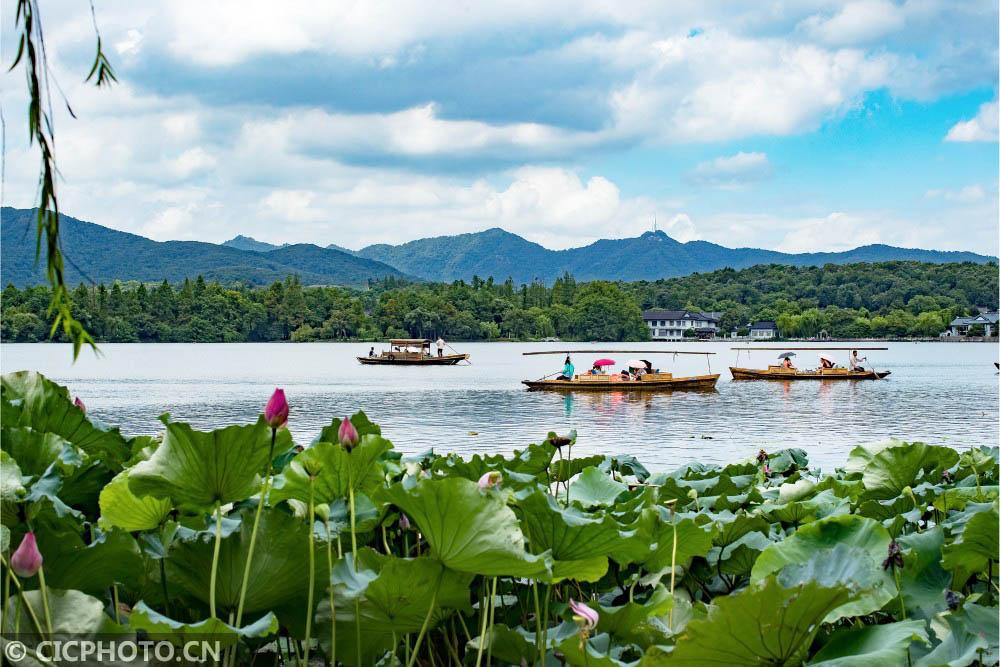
top-left (221, 235), bottom-right (285, 252)
top-left (356, 228), bottom-right (996, 283)
top-left (1, 208), bottom-right (407, 286)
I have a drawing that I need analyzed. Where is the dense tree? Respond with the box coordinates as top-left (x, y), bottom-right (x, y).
top-left (2, 261), bottom-right (995, 343)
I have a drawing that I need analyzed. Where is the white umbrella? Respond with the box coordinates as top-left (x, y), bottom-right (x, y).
top-left (626, 359), bottom-right (645, 368)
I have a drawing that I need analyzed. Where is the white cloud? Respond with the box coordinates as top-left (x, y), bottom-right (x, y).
top-left (798, 0), bottom-right (904, 45)
top-left (776, 212), bottom-right (882, 252)
top-left (925, 185), bottom-right (987, 203)
top-left (945, 101), bottom-right (999, 142)
top-left (689, 151), bottom-right (771, 187)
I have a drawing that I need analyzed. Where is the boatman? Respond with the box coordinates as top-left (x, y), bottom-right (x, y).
top-left (436, 336), bottom-right (445, 357)
top-left (849, 350), bottom-right (866, 372)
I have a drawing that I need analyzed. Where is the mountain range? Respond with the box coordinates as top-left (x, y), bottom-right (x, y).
top-left (1, 208), bottom-right (407, 287)
top-left (1, 207), bottom-right (994, 287)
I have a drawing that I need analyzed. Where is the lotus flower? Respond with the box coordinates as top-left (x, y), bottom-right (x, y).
top-left (264, 389), bottom-right (289, 429)
top-left (478, 471), bottom-right (501, 490)
top-left (756, 449), bottom-right (768, 464)
top-left (568, 599), bottom-right (598, 631)
top-left (399, 513), bottom-right (411, 531)
top-left (10, 532), bottom-right (42, 578)
top-left (338, 417), bottom-right (359, 449)
top-left (762, 463), bottom-right (771, 476)
top-left (73, 397), bottom-right (86, 413)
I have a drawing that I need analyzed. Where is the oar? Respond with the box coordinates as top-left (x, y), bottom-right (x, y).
top-left (446, 343), bottom-right (472, 364)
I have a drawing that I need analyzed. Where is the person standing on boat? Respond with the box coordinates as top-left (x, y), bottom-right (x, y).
top-left (436, 336), bottom-right (445, 358)
top-left (849, 350), bottom-right (866, 372)
top-left (559, 356), bottom-right (575, 380)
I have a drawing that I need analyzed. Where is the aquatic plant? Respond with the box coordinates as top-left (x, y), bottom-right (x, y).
top-left (1, 370), bottom-right (997, 666)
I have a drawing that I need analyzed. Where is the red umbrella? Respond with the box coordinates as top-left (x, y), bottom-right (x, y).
top-left (593, 358), bottom-right (616, 367)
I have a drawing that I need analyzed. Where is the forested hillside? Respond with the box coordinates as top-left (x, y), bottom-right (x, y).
top-left (2, 261), bottom-right (995, 343)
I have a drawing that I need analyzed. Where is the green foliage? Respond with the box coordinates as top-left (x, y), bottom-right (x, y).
top-left (5, 258), bottom-right (996, 343)
top-left (1, 372), bottom-right (998, 666)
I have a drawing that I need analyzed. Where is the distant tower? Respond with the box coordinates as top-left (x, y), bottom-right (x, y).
top-left (652, 215), bottom-right (657, 233)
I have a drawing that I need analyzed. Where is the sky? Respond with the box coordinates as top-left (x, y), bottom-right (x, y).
top-left (1, 0), bottom-right (998, 254)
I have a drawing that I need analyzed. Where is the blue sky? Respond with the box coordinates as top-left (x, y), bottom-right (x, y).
top-left (2, 0), bottom-right (997, 253)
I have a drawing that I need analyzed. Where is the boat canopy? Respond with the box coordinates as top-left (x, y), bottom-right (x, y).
top-left (523, 349), bottom-right (714, 355)
top-left (389, 339), bottom-right (431, 346)
top-left (729, 347), bottom-right (887, 351)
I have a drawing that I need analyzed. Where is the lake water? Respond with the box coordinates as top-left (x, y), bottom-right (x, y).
top-left (2, 342), bottom-right (998, 472)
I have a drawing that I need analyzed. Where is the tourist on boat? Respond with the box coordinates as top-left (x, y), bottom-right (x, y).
top-left (590, 363), bottom-right (602, 375)
top-left (368, 346), bottom-right (375, 357)
top-left (849, 350), bottom-right (866, 372)
top-left (436, 337), bottom-right (445, 357)
top-left (819, 354), bottom-right (835, 369)
top-left (782, 357), bottom-right (795, 369)
top-left (559, 356), bottom-right (575, 380)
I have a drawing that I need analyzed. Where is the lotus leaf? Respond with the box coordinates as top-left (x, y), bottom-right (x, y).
top-left (752, 514), bottom-right (896, 620)
top-left (659, 577), bottom-right (852, 666)
top-left (29, 521), bottom-right (143, 594)
top-left (897, 527), bottom-right (952, 619)
top-left (167, 507), bottom-right (318, 615)
top-left (1, 427), bottom-right (84, 478)
top-left (567, 467), bottom-right (627, 507)
top-left (518, 490), bottom-right (622, 581)
top-left (807, 619), bottom-right (929, 666)
top-left (316, 550), bottom-right (473, 666)
top-left (270, 436), bottom-right (392, 507)
top-left (128, 416), bottom-right (274, 511)
top-left (855, 443), bottom-right (959, 500)
top-left (1, 371), bottom-right (130, 468)
top-left (595, 585), bottom-right (673, 645)
top-left (466, 624), bottom-right (537, 665)
top-left (0, 450), bottom-right (25, 502)
top-left (612, 506), bottom-right (715, 572)
top-left (99, 470), bottom-right (172, 531)
top-left (130, 601), bottom-right (279, 646)
top-left (2, 588), bottom-right (119, 636)
top-left (915, 604), bottom-right (999, 667)
top-left (941, 501), bottom-right (999, 586)
top-left (383, 477), bottom-right (550, 577)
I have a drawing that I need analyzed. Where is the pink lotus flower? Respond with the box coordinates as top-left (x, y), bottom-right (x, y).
top-left (73, 397), bottom-right (86, 413)
top-left (762, 464), bottom-right (771, 476)
top-left (568, 599), bottom-right (598, 631)
top-left (338, 416), bottom-right (359, 449)
top-left (399, 513), bottom-right (411, 531)
top-left (478, 471), bottom-right (501, 490)
top-left (264, 389), bottom-right (289, 429)
top-left (10, 532), bottom-right (42, 578)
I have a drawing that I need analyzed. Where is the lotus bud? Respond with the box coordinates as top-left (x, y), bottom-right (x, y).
top-left (568, 599), bottom-right (598, 631)
top-left (73, 397), bottom-right (86, 413)
top-left (478, 471), bottom-right (502, 490)
top-left (338, 417), bottom-right (359, 449)
top-left (264, 389), bottom-right (289, 429)
top-left (10, 532), bottom-right (42, 578)
top-left (762, 463), bottom-right (771, 476)
top-left (399, 513), bottom-right (412, 531)
top-left (756, 449), bottom-right (768, 464)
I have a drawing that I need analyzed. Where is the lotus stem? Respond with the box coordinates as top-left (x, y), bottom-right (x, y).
top-left (348, 481), bottom-right (359, 564)
top-left (668, 500), bottom-right (678, 629)
top-left (209, 502), bottom-right (223, 619)
top-left (303, 477), bottom-right (316, 666)
top-left (486, 577), bottom-right (498, 667)
top-left (532, 581), bottom-right (543, 665)
top-left (159, 558), bottom-right (171, 617)
top-left (1, 555), bottom-right (46, 639)
top-left (36, 564), bottom-right (54, 639)
top-left (406, 578), bottom-right (439, 667)
top-left (112, 583), bottom-right (120, 624)
top-left (325, 516), bottom-right (337, 667)
top-left (235, 428), bottom-right (276, 626)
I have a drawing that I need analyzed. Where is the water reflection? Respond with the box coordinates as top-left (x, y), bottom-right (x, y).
top-left (1, 341), bottom-right (997, 471)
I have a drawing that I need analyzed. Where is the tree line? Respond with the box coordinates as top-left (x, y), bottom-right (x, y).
top-left (1, 261), bottom-right (996, 343)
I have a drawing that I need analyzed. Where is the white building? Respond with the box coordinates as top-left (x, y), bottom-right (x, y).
top-left (749, 320), bottom-right (779, 339)
top-left (945, 312), bottom-right (998, 337)
top-left (642, 310), bottom-right (722, 340)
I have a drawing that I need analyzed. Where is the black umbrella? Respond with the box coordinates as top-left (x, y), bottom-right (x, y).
top-left (777, 352), bottom-right (797, 359)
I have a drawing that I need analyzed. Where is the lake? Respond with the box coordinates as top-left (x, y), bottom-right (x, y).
top-left (2, 341), bottom-right (997, 471)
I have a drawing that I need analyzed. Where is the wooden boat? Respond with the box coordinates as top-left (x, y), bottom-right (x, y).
top-left (523, 372), bottom-right (720, 392)
top-left (729, 365), bottom-right (890, 381)
top-left (358, 339), bottom-right (469, 366)
top-left (729, 346), bottom-right (890, 381)
top-left (521, 349), bottom-right (719, 392)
